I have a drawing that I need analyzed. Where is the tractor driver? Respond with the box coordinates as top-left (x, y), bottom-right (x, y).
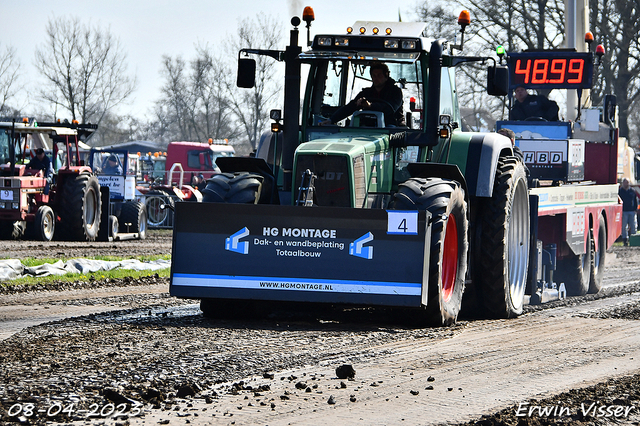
top-left (28, 148), bottom-right (54, 194)
top-left (28, 148), bottom-right (54, 179)
top-left (322, 62), bottom-right (404, 126)
top-left (103, 154), bottom-right (123, 175)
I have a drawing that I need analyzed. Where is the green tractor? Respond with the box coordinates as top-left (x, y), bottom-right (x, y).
top-left (170, 10), bottom-right (530, 325)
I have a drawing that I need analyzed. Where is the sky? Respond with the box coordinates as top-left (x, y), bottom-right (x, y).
top-left (3, 0), bottom-right (425, 122)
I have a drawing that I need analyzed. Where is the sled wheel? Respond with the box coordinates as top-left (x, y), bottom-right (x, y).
top-left (556, 228), bottom-right (592, 297)
top-left (588, 214), bottom-right (607, 294)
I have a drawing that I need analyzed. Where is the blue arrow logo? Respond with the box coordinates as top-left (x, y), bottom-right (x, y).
top-left (225, 227), bottom-right (250, 255)
top-left (349, 232), bottom-right (374, 259)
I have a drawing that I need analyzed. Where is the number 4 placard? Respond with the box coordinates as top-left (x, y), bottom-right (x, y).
top-left (387, 211), bottom-right (418, 235)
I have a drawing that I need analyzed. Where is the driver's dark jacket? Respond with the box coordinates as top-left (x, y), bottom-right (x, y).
top-left (330, 78), bottom-right (404, 126)
top-left (510, 94), bottom-right (559, 121)
top-left (27, 155), bottom-right (53, 179)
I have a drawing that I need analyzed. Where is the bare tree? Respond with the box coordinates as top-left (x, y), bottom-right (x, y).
top-left (154, 45), bottom-right (241, 145)
top-left (34, 16), bottom-right (136, 128)
top-left (157, 55), bottom-right (192, 142)
top-left (589, 0), bottom-right (640, 140)
top-left (226, 15), bottom-right (284, 151)
top-left (0, 44), bottom-right (22, 114)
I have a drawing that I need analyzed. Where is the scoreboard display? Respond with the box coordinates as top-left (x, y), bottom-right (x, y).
top-left (508, 51), bottom-right (594, 90)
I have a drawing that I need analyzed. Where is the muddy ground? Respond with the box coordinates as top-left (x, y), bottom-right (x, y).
top-left (0, 234), bottom-right (639, 425)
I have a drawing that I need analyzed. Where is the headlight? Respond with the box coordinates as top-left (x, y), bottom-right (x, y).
top-left (12, 202), bottom-right (19, 209)
top-left (384, 39), bottom-right (399, 49)
top-left (318, 37), bottom-right (333, 46)
top-left (334, 37), bottom-right (349, 46)
top-left (402, 40), bottom-right (417, 49)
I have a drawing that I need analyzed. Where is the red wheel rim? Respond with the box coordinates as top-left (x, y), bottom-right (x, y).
top-left (442, 215), bottom-right (458, 302)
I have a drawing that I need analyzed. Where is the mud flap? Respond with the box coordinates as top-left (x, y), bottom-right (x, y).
top-left (170, 203), bottom-right (430, 307)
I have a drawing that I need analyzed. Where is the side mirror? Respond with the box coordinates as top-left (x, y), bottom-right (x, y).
top-left (487, 65), bottom-right (509, 96)
top-left (237, 58), bottom-right (256, 88)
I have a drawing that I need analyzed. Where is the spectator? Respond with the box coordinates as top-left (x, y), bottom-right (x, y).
top-left (510, 85), bottom-right (559, 121)
top-left (497, 128), bottom-right (525, 161)
top-left (619, 177), bottom-right (639, 246)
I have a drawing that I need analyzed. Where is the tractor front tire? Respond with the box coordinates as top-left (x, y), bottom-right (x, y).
top-left (476, 156), bottom-right (530, 318)
top-left (35, 205), bottom-right (55, 241)
top-left (393, 178), bottom-right (468, 326)
top-left (58, 174), bottom-right (101, 241)
top-left (119, 201), bottom-right (147, 239)
top-left (201, 172), bottom-right (263, 203)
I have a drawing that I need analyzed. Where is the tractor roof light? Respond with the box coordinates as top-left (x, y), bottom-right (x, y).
top-left (302, 6), bottom-right (315, 26)
top-left (359, 26), bottom-right (366, 34)
top-left (596, 44), bottom-right (605, 64)
top-left (385, 28), bottom-right (392, 35)
top-left (372, 27), bottom-right (379, 35)
top-left (451, 10), bottom-right (471, 52)
top-left (347, 27), bottom-right (353, 34)
top-left (208, 138), bottom-right (213, 145)
top-left (585, 31), bottom-right (594, 51)
top-left (458, 10), bottom-right (471, 29)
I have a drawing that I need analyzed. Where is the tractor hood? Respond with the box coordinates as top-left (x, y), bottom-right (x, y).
top-left (293, 132), bottom-right (392, 208)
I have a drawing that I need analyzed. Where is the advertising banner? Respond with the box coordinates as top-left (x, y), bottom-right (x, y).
top-left (170, 203), bottom-right (429, 307)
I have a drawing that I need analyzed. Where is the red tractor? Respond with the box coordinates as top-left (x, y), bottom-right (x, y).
top-left (0, 118), bottom-right (101, 241)
top-left (144, 139), bottom-right (235, 228)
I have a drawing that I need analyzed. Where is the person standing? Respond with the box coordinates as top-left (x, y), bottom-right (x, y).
top-left (619, 177), bottom-right (639, 246)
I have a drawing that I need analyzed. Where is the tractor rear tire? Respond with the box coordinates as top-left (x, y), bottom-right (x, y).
top-left (476, 156), bottom-right (530, 318)
top-left (202, 172), bottom-right (263, 203)
top-left (145, 190), bottom-right (175, 227)
top-left (58, 174), bottom-right (101, 241)
top-left (589, 214), bottom-right (607, 294)
top-left (0, 220), bottom-right (26, 240)
top-left (119, 201), bottom-right (147, 239)
top-left (393, 178), bottom-right (468, 326)
top-left (35, 205), bottom-right (55, 241)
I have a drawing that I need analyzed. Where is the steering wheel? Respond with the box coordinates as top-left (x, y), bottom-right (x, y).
top-left (368, 98), bottom-right (396, 116)
top-left (524, 116), bottom-right (548, 122)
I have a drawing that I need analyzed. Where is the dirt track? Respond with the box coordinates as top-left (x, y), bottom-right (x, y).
top-left (1, 236), bottom-right (639, 425)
